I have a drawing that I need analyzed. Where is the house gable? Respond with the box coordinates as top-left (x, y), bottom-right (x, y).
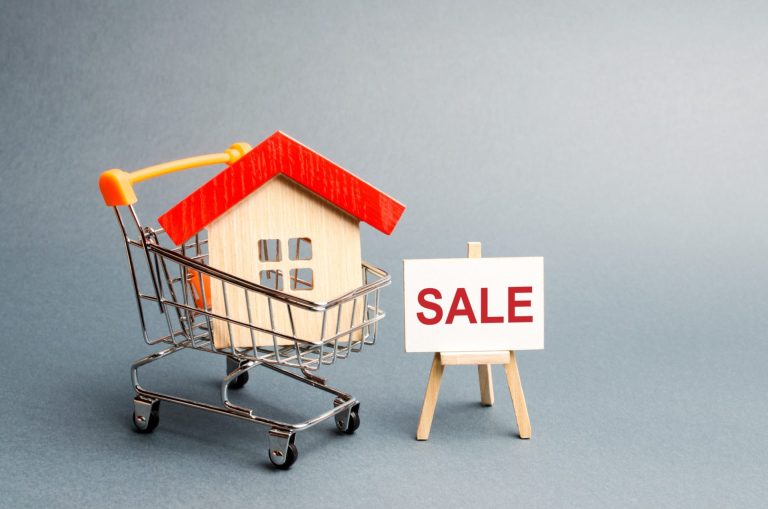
top-left (208, 174), bottom-right (362, 302)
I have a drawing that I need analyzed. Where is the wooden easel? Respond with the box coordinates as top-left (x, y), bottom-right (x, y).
top-left (415, 242), bottom-right (532, 441)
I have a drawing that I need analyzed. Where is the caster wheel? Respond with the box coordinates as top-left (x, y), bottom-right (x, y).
top-left (269, 443), bottom-right (298, 469)
top-left (336, 409), bottom-right (360, 434)
top-left (228, 370), bottom-right (249, 390)
top-left (132, 404), bottom-right (160, 434)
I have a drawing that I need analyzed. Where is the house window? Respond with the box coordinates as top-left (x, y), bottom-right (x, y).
top-left (288, 237), bottom-right (312, 260)
top-left (258, 239), bottom-right (281, 262)
top-left (260, 270), bottom-right (283, 290)
top-left (289, 268), bottom-right (313, 291)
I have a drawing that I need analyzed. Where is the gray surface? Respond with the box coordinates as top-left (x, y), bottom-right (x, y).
top-left (1, 1), bottom-right (766, 507)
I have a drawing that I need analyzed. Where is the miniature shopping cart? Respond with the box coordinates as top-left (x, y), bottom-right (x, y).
top-left (99, 143), bottom-right (392, 469)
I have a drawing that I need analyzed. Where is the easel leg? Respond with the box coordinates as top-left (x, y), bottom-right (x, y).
top-left (416, 353), bottom-right (445, 440)
top-left (503, 351), bottom-right (531, 439)
top-left (477, 364), bottom-right (494, 406)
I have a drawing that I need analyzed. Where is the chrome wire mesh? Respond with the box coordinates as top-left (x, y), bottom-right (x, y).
top-left (115, 205), bottom-right (390, 372)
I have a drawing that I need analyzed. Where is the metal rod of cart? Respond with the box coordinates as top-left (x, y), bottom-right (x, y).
top-left (102, 146), bottom-right (390, 469)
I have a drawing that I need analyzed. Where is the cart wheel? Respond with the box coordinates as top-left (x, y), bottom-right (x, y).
top-left (269, 443), bottom-right (298, 469)
top-left (132, 401), bottom-right (160, 433)
top-left (336, 410), bottom-right (360, 434)
top-left (228, 370), bottom-right (249, 390)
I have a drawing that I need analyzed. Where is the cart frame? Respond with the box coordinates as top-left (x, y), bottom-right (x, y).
top-left (102, 144), bottom-right (391, 468)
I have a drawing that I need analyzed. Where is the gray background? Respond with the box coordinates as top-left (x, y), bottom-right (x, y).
top-left (1, 0), bottom-right (766, 507)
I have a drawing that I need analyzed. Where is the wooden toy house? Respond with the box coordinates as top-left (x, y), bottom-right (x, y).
top-left (158, 131), bottom-right (405, 348)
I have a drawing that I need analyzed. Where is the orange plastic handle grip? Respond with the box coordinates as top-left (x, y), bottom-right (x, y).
top-left (98, 142), bottom-right (252, 206)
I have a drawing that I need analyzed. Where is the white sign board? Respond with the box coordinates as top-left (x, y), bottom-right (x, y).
top-left (403, 257), bottom-right (544, 353)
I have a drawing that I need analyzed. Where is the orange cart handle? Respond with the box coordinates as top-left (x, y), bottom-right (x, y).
top-left (98, 142), bottom-right (252, 206)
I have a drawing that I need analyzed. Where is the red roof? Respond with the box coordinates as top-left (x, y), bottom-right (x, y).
top-left (158, 131), bottom-right (405, 245)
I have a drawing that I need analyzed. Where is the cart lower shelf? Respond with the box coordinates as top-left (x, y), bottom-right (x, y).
top-left (131, 343), bottom-right (361, 469)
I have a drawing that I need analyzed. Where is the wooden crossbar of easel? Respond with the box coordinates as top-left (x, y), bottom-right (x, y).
top-left (415, 242), bottom-right (532, 441)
